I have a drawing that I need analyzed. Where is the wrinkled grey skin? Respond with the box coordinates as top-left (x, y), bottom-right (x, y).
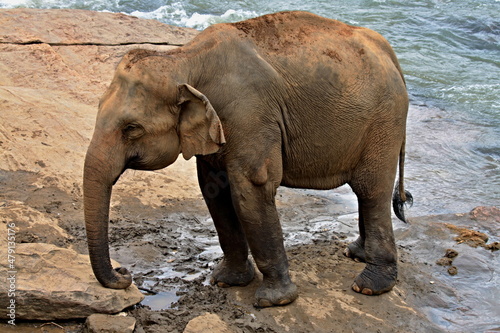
top-left (84, 11), bottom-right (412, 307)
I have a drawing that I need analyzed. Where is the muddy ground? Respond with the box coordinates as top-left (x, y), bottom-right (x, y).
top-left (1, 167), bottom-right (499, 333)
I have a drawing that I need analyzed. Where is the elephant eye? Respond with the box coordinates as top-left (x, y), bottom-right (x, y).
top-left (122, 123), bottom-right (144, 139)
top-left (124, 124), bottom-right (137, 131)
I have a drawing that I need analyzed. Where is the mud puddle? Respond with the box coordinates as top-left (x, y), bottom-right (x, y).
top-left (141, 291), bottom-right (182, 311)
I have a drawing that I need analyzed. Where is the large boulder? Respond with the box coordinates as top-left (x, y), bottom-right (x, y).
top-left (0, 243), bottom-right (144, 320)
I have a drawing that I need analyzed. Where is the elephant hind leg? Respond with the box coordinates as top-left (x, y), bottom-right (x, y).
top-left (351, 191), bottom-right (398, 295)
top-left (344, 203), bottom-right (366, 262)
top-left (348, 159), bottom-right (399, 295)
top-left (344, 238), bottom-right (366, 263)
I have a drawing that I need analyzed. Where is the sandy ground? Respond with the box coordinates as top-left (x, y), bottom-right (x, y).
top-left (1, 8), bottom-right (499, 333)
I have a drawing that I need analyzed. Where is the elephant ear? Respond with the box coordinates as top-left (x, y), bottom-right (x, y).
top-left (177, 84), bottom-right (226, 160)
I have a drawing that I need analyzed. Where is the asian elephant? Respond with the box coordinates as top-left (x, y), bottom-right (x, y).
top-left (83, 11), bottom-right (413, 307)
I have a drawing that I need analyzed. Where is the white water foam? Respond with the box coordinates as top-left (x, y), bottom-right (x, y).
top-left (130, 2), bottom-right (259, 30)
top-left (0, 0), bottom-right (119, 10)
top-left (0, 0), bottom-right (258, 30)
top-left (0, 0), bottom-right (28, 6)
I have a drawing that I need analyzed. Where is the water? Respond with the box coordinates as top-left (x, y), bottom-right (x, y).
top-left (2, 0), bottom-right (498, 215)
top-left (140, 289), bottom-right (181, 310)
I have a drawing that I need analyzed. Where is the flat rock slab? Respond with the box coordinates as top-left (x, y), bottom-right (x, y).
top-left (84, 313), bottom-right (136, 333)
top-left (0, 7), bottom-right (199, 197)
top-left (0, 8), bottom-right (197, 45)
top-left (0, 243), bottom-right (144, 320)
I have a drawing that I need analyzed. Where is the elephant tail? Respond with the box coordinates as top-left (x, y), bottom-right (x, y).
top-left (392, 138), bottom-right (413, 223)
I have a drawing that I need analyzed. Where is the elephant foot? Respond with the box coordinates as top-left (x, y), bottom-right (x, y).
top-left (343, 237), bottom-right (366, 262)
top-left (210, 258), bottom-right (255, 287)
top-left (351, 263), bottom-right (397, 295)
top-left (254, 279), bottom-right (298, 308)
top-left (97, 267), bottom-right (133, 289)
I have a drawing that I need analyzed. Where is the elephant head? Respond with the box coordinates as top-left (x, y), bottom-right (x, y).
top-left (83, 50), bottom-right (225, 288)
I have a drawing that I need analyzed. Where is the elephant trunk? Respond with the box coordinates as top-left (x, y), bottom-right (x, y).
top-left (83, 144), bottom-right (132, 289)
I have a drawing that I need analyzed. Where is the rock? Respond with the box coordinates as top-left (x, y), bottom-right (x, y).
top-left (436, 249), bottom-right (458, 267)
top-left (485, 242), bottom-right (500, 251)
top-left (84, 314), bottom-right (136, 333)
top-left (436, 257), bottom-right (453, 266)
top-left (1, 200), bottom-right (72, 246)
top-left (183, 313), bottom-right (235, 333)
top-left (444, 248), bottom-right (458, 258)
top-left (0, 243), bottom-right (144, 320)
top-left (470, 206), bottom-right (500, 223)
top-left (447, 266), bottom-right (458, 276)
top-left (0, 9), bottom-right (199, 191)
top-left (0, 8), bottom-right (197, 45)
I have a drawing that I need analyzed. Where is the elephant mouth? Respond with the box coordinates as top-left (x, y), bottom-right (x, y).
top-left (112, 173), bottom-right (122, 186)
top-left (112, 157), bottom-right (138, 185)
top-left (111, 157), bottom-right (140, 185)
top-left (123, 154), bottom-right (143, 172)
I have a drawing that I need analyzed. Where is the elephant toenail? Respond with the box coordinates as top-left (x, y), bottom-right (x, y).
top-left (278, 299), bottom-right (291, 305)
top-left (362, 288), bottom-right (373, 295)
top-left (352, 283), bottom-right (361, 293)
top-left (256, 299), bottom-right (273, 308)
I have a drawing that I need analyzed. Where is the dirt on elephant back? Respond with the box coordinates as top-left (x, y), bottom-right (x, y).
top-left (1, 8), bottom-right (499, 333)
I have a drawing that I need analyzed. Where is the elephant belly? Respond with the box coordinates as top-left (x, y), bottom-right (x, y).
top-left (278, 117), bottom-right (366, 190)
top-left (280, 172), bottom-right (350, 190)
top-left (280, 150), bottom-right (357, 190)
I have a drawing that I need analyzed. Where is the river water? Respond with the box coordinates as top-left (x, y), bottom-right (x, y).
top-left (2, 0), bottom-right (498, 216)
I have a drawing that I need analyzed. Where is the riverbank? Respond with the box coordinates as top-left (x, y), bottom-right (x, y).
top-left (0, 9), bottom-right (498, 332)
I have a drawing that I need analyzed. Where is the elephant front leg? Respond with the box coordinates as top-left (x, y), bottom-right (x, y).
top-left (197, 159), bottom-right (255, 287)
top-left (229, 172), bottom-right (298, 307)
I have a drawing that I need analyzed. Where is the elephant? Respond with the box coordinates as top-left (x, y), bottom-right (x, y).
top-left (83, 11), bottom-right (413, 307)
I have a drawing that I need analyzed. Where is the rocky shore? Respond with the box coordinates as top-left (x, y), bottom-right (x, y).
top-left (1, 8), bottom-right (498, 333)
